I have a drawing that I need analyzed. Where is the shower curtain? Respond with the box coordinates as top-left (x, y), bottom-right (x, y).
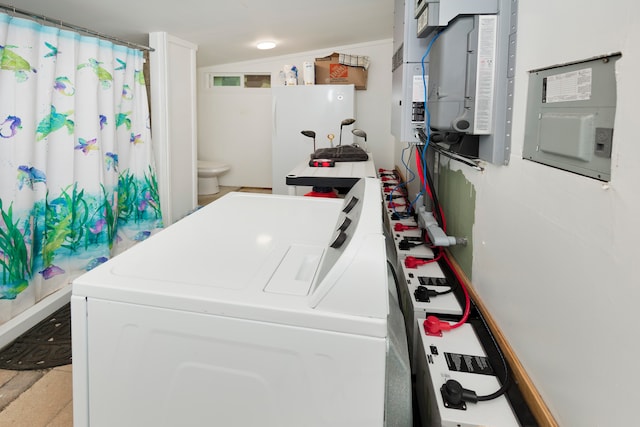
top-left (0, 13), bottom-right (163, 322)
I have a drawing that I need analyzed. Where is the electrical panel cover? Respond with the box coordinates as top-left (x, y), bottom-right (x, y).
top-left (523, 54), bottom-right (620, 181)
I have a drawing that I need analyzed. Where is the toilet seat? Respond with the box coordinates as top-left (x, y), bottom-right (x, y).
top-left (197, 160), bottom-right (230, 177)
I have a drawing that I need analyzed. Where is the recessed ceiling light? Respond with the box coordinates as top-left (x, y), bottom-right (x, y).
top-left (256, 41), bottom-right (276, 50)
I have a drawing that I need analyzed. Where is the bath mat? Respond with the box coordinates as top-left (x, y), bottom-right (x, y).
top-left (0, 303), bottom-right (71, 370)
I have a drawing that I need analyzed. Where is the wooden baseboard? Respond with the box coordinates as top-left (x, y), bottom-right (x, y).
top-left (445, 252), bottom-right (558, 427)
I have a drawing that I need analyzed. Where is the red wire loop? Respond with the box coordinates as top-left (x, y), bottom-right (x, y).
top-left (394, 223), bottom-right (417, 231)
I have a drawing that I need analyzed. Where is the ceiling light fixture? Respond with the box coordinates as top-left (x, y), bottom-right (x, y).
top-left (256, 41), bottom-right (276, 50)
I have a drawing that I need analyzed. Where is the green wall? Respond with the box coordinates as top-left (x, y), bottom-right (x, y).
top-left (437, 162), bottom-right (476, 279)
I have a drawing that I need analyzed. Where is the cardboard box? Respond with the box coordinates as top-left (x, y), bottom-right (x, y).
top-left (314, 52), bottom-right (368, 90)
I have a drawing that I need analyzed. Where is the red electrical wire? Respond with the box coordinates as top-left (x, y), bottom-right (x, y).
top-left (414, 146), bottom-right (430, 198)
top-left (388, 201), bottom-right (406, 208)
top-left (404, 250), bottom-right (443, 268)
top-left (442, 251), bottom-right (470, 328)
top-left (412, 145), bottom-right (470, 333)
top-left (394, 223), bottom-right (418, 231)
top-left (423, 252), bottom-right (470, 335)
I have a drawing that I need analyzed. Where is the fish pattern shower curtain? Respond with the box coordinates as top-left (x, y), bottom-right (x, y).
top-left (0, 13), bottom-right (162, 322)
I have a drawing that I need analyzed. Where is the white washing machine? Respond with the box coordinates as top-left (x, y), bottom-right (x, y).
top-left (71, 178), bottom-right (411, 427)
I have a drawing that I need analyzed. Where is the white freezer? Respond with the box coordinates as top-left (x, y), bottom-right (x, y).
top-left (271, 84), bottom-right (355, 195)
top-left (72, 177), bottom-right (411, 427)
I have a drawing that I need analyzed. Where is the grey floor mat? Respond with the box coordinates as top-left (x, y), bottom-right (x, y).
top-left (0, 303), bottom-right (71, 370)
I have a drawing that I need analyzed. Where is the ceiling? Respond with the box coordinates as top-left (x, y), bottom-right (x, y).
top-left (4, 0), bottom-right (394, 67)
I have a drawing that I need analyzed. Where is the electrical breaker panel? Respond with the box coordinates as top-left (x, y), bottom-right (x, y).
top-left (392, 64), bottom-right (430, 143)
top-left (392, 0), bottom-right (433, 144)
top-left (523, 53), bottom-right (620, 181)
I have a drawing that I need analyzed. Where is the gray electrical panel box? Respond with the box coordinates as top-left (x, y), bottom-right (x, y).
top-left (391, 0), bottom-right (433, 144)
top-left (419, 0), bottom-right (517, 165)
top-left (416, 0), bottom-right (498, 38)
top-left (393, 0), bottom-right (431, 64)
top-left (392, 63), bottom-right (429, 143)
top-left (523, 54), bottom-right (620, 181)
top-left (428, 15), bottom-right (495, 135)
top-left (392, 0), bottom-right (517, 163)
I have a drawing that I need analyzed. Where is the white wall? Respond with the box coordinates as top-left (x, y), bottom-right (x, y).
top-left (197, 85), bottom-right (272, 188)
top-left (197, 39), bottom-right (393, 188)
top-left (445, 2), bottom-right (640, 425)
top-left (150, 33), bottom-right (198, 224)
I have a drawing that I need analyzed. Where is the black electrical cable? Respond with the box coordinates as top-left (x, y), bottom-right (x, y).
top-left (454, 134), bottom-right (467, 155)
top-left (417, 128), bottom-right (483, 171)
top-left (398, 239), bottom-right (425, 250)
top-left (441, 310), bottom-right (512, 405)
top-left (431, 141), bottom-right (479, 162)
top-left (473, 302), bottom-right (511, 401)
top-left (386, 259), bottom-right (400, 294)
top-left (417, 271), bottom-right (458, 299)
top-left (430, 143), bottom-right (484, 170)
top-left (434, 287), bottom-right (453, 296)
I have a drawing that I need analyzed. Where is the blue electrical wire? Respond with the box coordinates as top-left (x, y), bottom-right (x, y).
top-left (419, 29), bottom-right (445, 203)
top-left (388, 143), bottom-right (416, 219)
top-left (389, 28), bottom-right (446, 219)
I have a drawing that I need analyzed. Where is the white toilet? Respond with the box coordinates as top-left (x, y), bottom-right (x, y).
top-left (197, 160), bottom-right (231, 195)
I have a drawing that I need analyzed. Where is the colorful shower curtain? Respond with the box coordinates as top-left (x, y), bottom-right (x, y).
top-left (0, 13), bottom-right (162, 322)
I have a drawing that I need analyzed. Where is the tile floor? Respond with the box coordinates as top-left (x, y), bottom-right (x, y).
top-left (0, 365), bottom-right (72, 426)
top-left (0, 186), bottom-right (271, 426)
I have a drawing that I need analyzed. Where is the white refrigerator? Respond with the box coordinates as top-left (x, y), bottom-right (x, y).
top-left (271, 85), bottom-right (355, 195)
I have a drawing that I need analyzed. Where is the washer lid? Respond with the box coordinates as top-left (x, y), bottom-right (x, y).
top-left (73, 188), bottom-right (388, 337)
top-left (115, 194), bottom-right (338, 292)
